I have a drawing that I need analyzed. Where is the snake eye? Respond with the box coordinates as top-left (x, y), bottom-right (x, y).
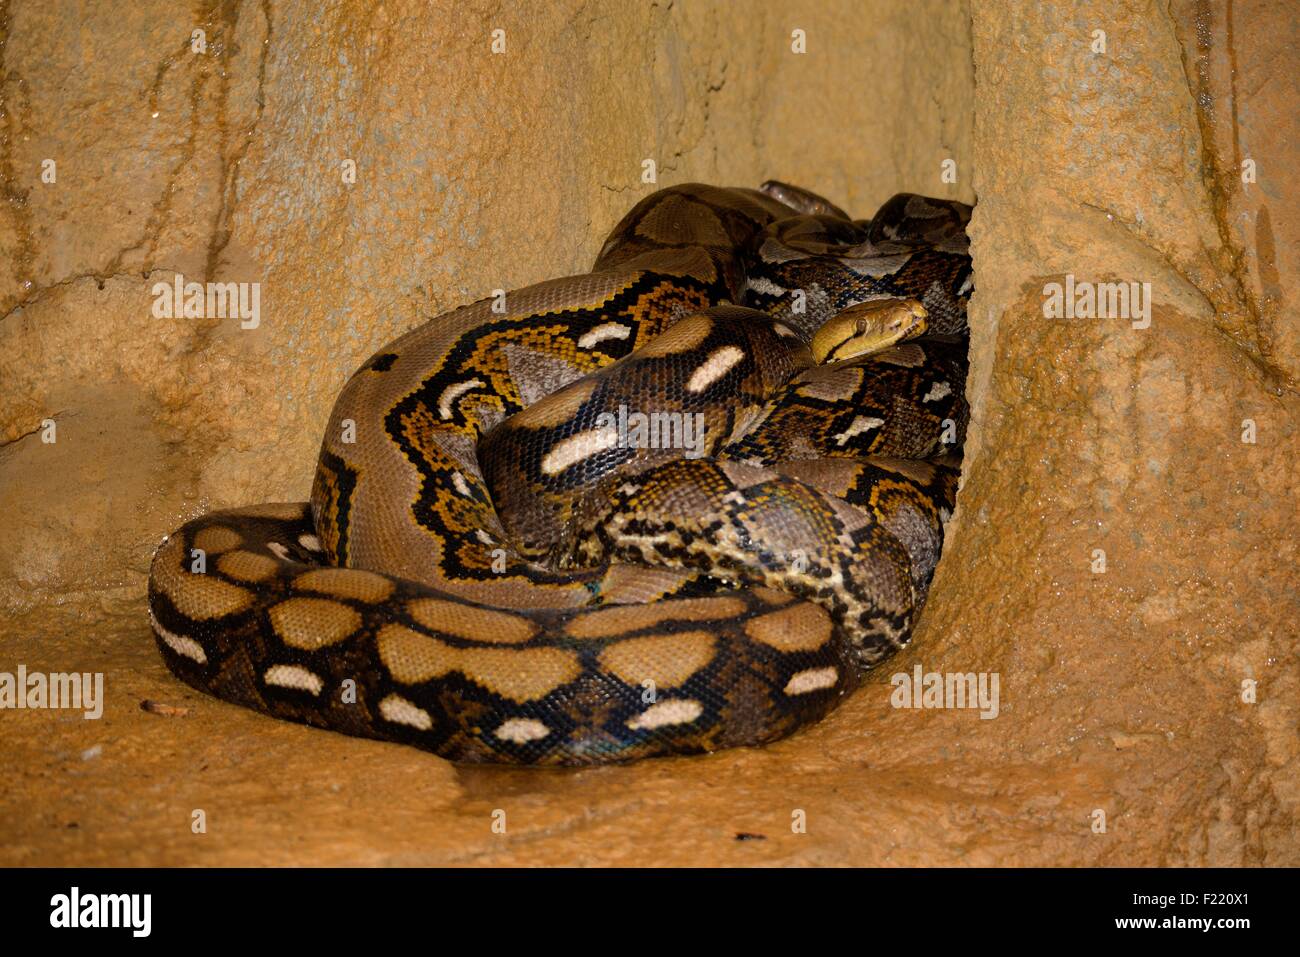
top-left (855, 317), bottom-right (868, 334)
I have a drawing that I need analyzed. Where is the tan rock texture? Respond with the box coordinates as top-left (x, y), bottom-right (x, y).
top-left (0, 0), bottom-right (1294, 866)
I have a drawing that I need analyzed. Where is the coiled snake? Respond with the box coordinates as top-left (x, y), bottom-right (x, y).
top-left (148, 182), bottom-right (972, 765)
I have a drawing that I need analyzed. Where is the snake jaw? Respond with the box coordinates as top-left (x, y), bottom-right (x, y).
top-left (811, 298), bottom-right (930, 363)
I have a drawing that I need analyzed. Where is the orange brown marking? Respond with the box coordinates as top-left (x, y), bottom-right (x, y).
top-left (565, 596), bottom-right (747, 639)
top-left (192, 526), bottom-right (243, 554)
top-left (269, 598), bottom-right (362, 650)
top-left (217, 550), bottom-right (280, 583)
top-left (598, 631), bottom-right (717, 688)
top-left (296, 567), bottom-right (395, 603)
top-left (406, 599), bottom-right (538, 644)
top-left (743, 602), bottom-right (834, 652)
top-left (751, 587), bottom-right (796, 606)
top-left (634, 313), bottom-right (713, 357)
top-left (377, 624), bottom-right (580, 701)
top-left (238, 502), bottom-right (310, 521)
top-left (153, 537), bottom-right (254, 619)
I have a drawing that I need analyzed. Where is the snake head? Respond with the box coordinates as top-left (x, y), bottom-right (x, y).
top-left (810, 298), bottom-right (929, 363)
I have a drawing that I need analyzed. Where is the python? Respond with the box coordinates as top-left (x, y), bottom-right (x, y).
top-left (148, 182), bottom-right (973, 764)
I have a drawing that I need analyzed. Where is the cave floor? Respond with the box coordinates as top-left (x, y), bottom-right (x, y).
top-left (6, 594), bottom-right (1276, 868)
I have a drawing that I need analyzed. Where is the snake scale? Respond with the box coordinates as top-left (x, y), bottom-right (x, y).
top-left (148, 182), bottom-right (973, 765)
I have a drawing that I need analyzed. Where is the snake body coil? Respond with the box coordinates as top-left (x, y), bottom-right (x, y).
top-left (148, 182), bottom-right (972, 765)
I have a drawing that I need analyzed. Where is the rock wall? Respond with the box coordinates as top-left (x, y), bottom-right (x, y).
top-left (1, 0), bottom-right (1295, 866)
top-left (0, 0), bottom-right (972, 610)
top-left (934, 0), bottom-right (1298, 863)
